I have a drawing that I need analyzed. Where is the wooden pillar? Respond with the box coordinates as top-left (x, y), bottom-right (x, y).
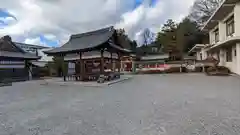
top-left (80, 52), bottom-right (84, 81)
top-left (57, 53), bottom-right (66, 81)
top-left (117, 53), bottom-right (121, 72)
top-left (120, 61), bottom-right (123, 72)
top-left (74, 61), bottom-right (78, 80)
top-left (110, 52), bottom-right (113, 71)
top-left (100, 50), bottom-right (104, 74)
top-left (180, 63), bottom-right (182, 73)
top-left (132, 60), bottom-right (136, 73)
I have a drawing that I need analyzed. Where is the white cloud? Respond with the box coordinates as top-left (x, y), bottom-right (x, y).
top-left (24, 37), bottom-right (49, 47)
top-left (117, 0), bottom-right (195, 43)
top-left (24, 37), bottom-right (42, 45)
top-left (0, 16), bottom-right (16, 24)
top-left (0, 0), bottom-right (195, 46)
top-left (44, 34), bottom-right (56, 41)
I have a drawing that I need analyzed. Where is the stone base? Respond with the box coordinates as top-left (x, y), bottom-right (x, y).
top-left (42, 76), bottom-right (132, 87)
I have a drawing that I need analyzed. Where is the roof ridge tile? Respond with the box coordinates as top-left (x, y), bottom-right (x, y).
top-left (71, 26), bottom-right (113, 39)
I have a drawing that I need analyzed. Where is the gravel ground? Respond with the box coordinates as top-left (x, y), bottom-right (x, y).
top-left (0, 74), bottom-right (240, 135)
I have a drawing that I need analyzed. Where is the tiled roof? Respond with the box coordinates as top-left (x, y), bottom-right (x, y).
top-left (15, 42), bottom-right (49, 49)
top-left (45, 26), bottom-right (131, 54)
top-left (0, 36), bottom-right (39, 60)
top-left (0, 51), bottom-right (39, 59)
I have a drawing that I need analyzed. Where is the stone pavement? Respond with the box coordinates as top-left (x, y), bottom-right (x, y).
top-left (0, 74), bottom-right (240, 135)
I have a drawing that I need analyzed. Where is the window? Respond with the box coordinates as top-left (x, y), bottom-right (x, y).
top-left (226, 47), bottom-right (232, 62)
top-left (226, 16), bottom-right (235, 36)
top-left (214, 29), bottom-right (219, 42)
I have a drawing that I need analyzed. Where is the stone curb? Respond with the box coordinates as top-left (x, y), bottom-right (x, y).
top-left (81, 77), bottom-right (133, 87)
top-left (107, 77), bottom-right (132, 86)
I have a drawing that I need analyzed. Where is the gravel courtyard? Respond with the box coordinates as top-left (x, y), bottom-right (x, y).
top-left (0, 74), bottom-right (240, 135)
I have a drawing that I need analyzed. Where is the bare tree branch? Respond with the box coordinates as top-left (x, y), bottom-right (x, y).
top-left (188, 0), bottom-right (223, 25)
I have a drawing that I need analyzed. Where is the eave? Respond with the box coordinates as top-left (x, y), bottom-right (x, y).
top-left (202, 0), bottom-right (239, 31)
top-left (188, 44), bottom-right (205, 53)
top-left (207, 36), bottom-right (240, 51)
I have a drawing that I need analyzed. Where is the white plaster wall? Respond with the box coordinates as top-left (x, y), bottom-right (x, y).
top-left (218, 22), bottom-right (226, 41)
top-left (224, 46), bottom-right (233, 72)
top-left (209, 43), bottom-right (240, 75)
top-left (201, 49), bottom-right (208, 60)
top-left (196, 52), bottom-right (201, 60)
top-left (225, 62), bottom-right (233, 71)
top-left (219, 49), bottom-right (225, 66)
top-left (209, 31), bottom-right (213, 45)
top-left (220, 44), bottom-right (239, 74)
top-left (220, 11), bottom-right (234, 40)
top-left (236, 43), bottom-right (240, 75)
top-left (196, 49), bottom-right (206, 60)
top-left (234, 2), bottom-right (240, 36)
top-left (231, 45), bottom-right (237, 73)
top-left (208, 10), bottom-right (235, 44)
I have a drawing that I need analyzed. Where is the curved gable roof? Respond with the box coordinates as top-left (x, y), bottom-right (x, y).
top-left (45, 26), bottom-right (115, 54)
top-left (0, 36), bottom-right (39, 60)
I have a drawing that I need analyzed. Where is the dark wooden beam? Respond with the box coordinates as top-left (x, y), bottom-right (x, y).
top-left (117, 52), bottom-right (121, 72)
top-left (110, 52), bottom-right (113, 71)
top-left (100, 50), bottom-right (104, 74)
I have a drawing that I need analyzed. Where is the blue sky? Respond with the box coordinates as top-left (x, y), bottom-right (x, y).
top-left (134, 0), bottom-right (158, 8)
top-left (39, 35), bottom-right (59, 47)
top-left (0, 9), bottom-right (16, 21)
top-left (0, 9), bottom-right (11, 17)
top-left (0, 10), bottom-right (11, 27)
top-left (134, 0), bottom-right (143, 8)
top-left (0, 0), bottom-right (195, 46)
